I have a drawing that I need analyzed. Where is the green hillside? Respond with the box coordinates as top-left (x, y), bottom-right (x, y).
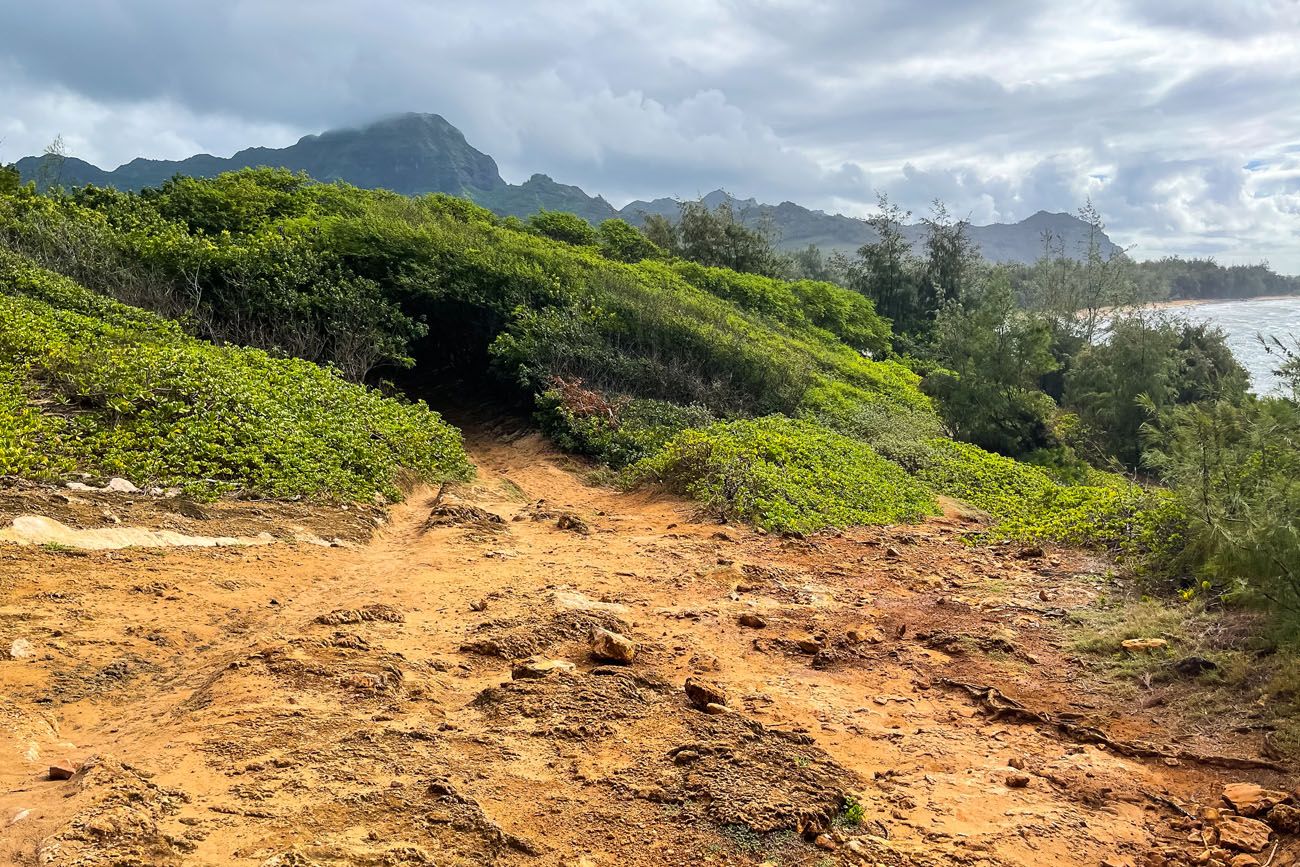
top-left (0, 167), bottom-right (1165, 549)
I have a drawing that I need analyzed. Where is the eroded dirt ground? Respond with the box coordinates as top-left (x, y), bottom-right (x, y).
top-left (1, 428), bottom-right (1296, 866)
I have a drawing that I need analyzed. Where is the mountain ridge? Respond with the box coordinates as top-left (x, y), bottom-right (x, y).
top-left (15, 112), bottom-right (1118, 263)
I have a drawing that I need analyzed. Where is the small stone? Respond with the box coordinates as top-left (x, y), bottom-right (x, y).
top-left (588, 628), bottom-right (636, 664)
top-left (689, 652), bottom-right (720, 673)
top-left (684, 677), bottom-right (727, 710)
top-left (104, 477), bottom-right (141, 493)
top-left (884, 546), bottom-right (902, 559)
top-left (1008, 756), bottom-right (1026, 770)
top-left (1173, 656), bottom-right (1217, 677)
top-left (846, 626), bottom-right (884, 644)
top-left (555, 513), bottom-right (590, 535)
top-left (1005, 773), bottom-right (1030, 788)
top-left (814, 834), bottom-right (837, 850)
top-left (1217, 815), bottom-right (1272, 853)
top-left (511, 659), bottom-right (577, 680)
top-left (703, 702), bottom-right (732, 715)
top-left (672, 749), bottom-right (700, 765)
top-left (796, 638), bottom-right (823, 654)
top-left (1121, 638), bottom-right (1168, 652)
top-left (469, 599), bottom-right (488, 612)
top-left (1266, 803), bottom-right (1300, 834)
top-left (48, 762), bottom-right (78, 781)
top-left (9, 639), bottom-right (34, 660)
top-left (1229, 855), bottom-right (1260, 867)
top-left (737, 613), bottom-right (766, 629)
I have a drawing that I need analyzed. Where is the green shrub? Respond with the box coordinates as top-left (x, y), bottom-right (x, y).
top-left (4, 171), bottom-right (932, 424)
top-left (910, 437), bottom-right (1175, 556)
top-left (629, 416), bottom-right (937, 533)
top-left (537, 377), bottom-right (716, 468)
top-left (914, 439), bottom-right (1055, 516)
top-left (528, 210), bottom-right (599, 247)
top-left (672, 261), bottom-right (891, 354)
top-left (597, 218), bottom-right (660, 263)
top-left (0, 253), bottom-right (473, 500)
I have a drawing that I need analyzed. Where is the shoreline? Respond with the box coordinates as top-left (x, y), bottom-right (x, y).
top-left (1098, 293), bottom-right (1300, 314)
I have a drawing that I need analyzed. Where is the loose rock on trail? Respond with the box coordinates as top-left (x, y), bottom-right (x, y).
top-left (1, 428), bottom-right (1295, 866)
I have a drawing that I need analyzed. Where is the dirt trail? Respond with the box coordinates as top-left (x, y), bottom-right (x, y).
top-left (0, 429), bottom-right (1295, 866)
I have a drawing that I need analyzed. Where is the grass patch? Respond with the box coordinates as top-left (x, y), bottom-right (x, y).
top-left (1066, 593), bottom-right (1300, 757)
top-left (38, 541), bottom-right (86, 556)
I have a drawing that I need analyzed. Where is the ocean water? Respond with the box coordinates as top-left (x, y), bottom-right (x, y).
top-left (1161, 296), bottom-right (1300, 395)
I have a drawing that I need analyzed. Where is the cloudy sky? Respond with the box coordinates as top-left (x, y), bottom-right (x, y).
top-left (2, 0), bottom-right (1299, 271)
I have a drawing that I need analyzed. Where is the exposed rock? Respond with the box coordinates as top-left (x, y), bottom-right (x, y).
top-left (422, 501), bottom-right (505, 532)
top-left (1008, 756), bottom-right (1026, 770)
top-left (1229, 855), bottom-right (1260, 867)
top-left (702, 702), bottom-right (732, 715)
top-left (9, 638), bottom-right (34, 660)
top-left (1223, 782), bottom-right (1290, 816)
top-left (470, 599), bottom-right (488, 612)
top-left (737, 613), bottom-right (766, 629)
top-left (1121, 638), bottom-right (1168, 652)
top-left (1005, 773), bottom-right (1030, 788)
top-left (463, 609), bottom-right (628, 659)
top-left (1266, 803), bottom-right (1300, 834)
top-left (550, 589), bottom-right (630, 615)
top-left (814, 834), bottom-right (837, 850)
top-left (588, 627), bottom-right (636, 664)
top-left (104, 477), bottom-right (142, 493)
top-left (511, 659), bottom-right (577, 680)
top-left (684, 677), bottom-right (727, 711)
top-left (48, 762), bottom-right (79, 780)
top-left (315, 604), bottom-right (404, 625)
top-left (846, 625), bottom-right (883, 644)
top-left (796, 638), bottom-right (823, 654)
top-left (1217, 815), bottom-right (1272, 853)
top-left (555, 513), bottom-right (590, 535)
top-left (672, 749), bottom-right (700, 765)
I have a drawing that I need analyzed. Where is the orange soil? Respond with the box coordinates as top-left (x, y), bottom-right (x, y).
top-left (0, 429), bottom-right (1294, 866)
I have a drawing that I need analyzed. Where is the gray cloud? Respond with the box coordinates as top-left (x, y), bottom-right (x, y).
top-left (0, 0), bottom-right (1297, 271)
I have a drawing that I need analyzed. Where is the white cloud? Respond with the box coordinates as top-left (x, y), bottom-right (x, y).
top-left (0, 0), bottom-right (1297, 271)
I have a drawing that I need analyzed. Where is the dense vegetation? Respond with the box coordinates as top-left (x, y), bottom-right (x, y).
top-left (2, 162), bottom-right (1299, 634)
top-left (0, 229), bottom-right (471, 500)
top-left (1132, 257), bottom-right (1300, 301)
top-left (629, 416), bottom-right (939, 533)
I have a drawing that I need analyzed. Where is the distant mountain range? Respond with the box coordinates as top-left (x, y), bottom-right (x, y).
top-left (16, 113), bottom-right (1120, 264)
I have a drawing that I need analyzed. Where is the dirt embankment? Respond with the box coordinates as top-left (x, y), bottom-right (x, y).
top-left (1, 430), bottom-right (1296, 867)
